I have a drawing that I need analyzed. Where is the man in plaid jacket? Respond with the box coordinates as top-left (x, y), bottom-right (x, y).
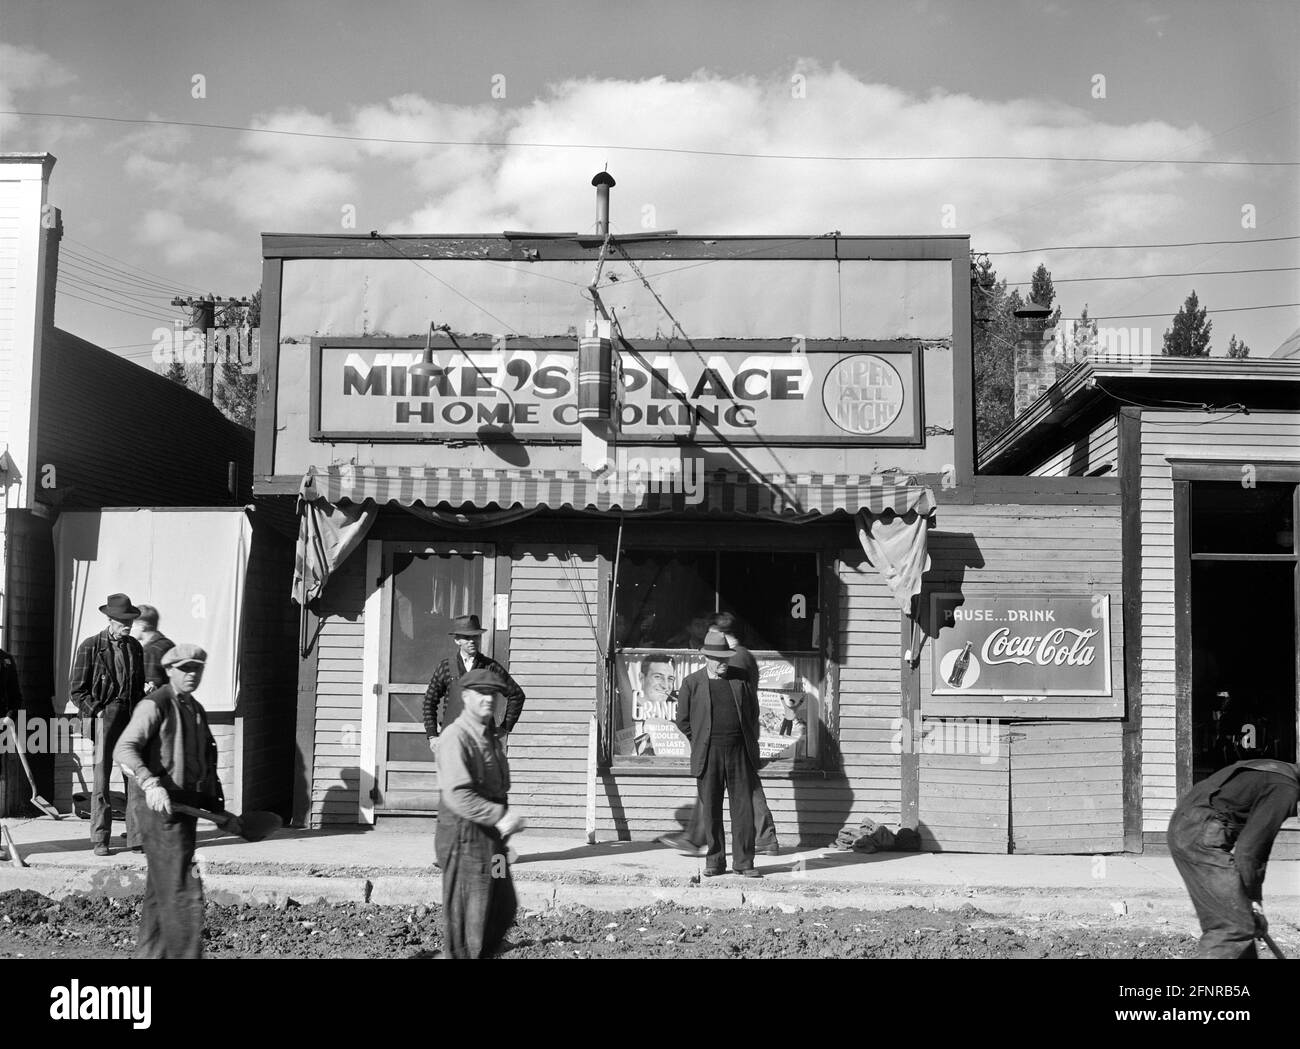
top-left (423, 615), bottom-right (526, 749)
top-left (70, 593), bottom-right (145, 856)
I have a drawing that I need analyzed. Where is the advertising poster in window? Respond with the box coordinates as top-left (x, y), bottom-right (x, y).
top-left (613, 652), bottom-right (822, 762)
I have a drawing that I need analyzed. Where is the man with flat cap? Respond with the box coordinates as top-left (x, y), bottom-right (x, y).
top-left (1168, 757), bottom-right (1300, 958)
top-left (115, 643), bottom-right (224, 959)
top-left (436, 667), bottom-right (524, 959)
top-left (70, 593), bottom-right (145, 856)
top-left (423, 614), bottom-right (526, 748)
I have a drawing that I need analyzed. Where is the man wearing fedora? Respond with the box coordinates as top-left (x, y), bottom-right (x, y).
top-left (70, 593), bottom-right (146, 856)
top-left (674, 628), bottom-right (763, 878)
top-left (423, 614), bottom-right (526, 749)
top-left (660, 613), bottom-right (782, 858)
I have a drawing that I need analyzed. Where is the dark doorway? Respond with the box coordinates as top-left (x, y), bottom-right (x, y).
top-left (1191, 561), bottom-right (1297, 782)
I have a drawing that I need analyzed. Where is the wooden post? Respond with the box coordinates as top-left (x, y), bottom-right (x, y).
top-left (585, 715), bottom-right (598, 844)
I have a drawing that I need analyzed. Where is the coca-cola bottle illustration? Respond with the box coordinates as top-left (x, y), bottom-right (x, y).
top-left (947, 641), bottom-right (974, 687)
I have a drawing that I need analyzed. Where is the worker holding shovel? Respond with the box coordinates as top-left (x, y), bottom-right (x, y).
top-left (1168, 758), bottom-right (1299, 959)
top-left (114, 644), bottom-right (224, 959)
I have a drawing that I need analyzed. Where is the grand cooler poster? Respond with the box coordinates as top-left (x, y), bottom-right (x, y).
top-left (614, 652), bottom-right (823, 761)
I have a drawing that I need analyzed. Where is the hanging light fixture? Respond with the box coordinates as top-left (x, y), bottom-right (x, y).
top-left (409, 321), bottom-right (453, 377)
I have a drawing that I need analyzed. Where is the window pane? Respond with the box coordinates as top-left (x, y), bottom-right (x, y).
top-left (389, 552), bottom-right (483, 683)
top-left (388, 732), bottom-right (435, 763)
top-left (615, 551), bottom-right (714, 648)
top-left (1192, 482), bottom-right (1295, 554)
top-left (718, 551), bottom-right (818, 651)
top-left (387, 693), bottom-right (424, 724)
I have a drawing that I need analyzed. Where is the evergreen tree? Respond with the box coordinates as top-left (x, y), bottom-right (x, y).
top-left (165, 360), bottom-right (188, 386)
top-left (971, 254), bottom-right (1020, 449)
top-left (1161, 290), bottom-right (1213, 357)
top-left (1226, 333), bottom-right (1250, 359)
top-left (1029, 262), bottom-right (1062, 332)
top-left (1070, 303), bottom-right (1099, 363)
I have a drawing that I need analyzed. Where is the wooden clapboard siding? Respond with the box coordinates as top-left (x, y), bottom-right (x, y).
top-left (1009, 722), bottom-right (1124, 853)
top-left (508, 545), bottom-right (600, 830)
top-left (919, 744), bottom-right (1010, 852)
top-left (1138, 410), bottom-right (1300, 834)
top-left (832, 550), bottom-right (905, 831)
top-left (919, 501), bottom-right (1125, 853)
top-left (1030, 415), bottom-right (1119, 478)
top-left (309, 550), bottom-right (367, 827)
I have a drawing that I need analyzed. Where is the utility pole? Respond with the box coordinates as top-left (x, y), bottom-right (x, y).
top-left (170, 294), bottom-right (253, 401)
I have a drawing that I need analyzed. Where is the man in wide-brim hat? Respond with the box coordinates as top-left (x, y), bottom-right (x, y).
top-left (422, 613), bottom-right (527, 749)
top-left (673, 628), bottom-right (763, 878)
top-left (70, 593), bottom-right (145, 856)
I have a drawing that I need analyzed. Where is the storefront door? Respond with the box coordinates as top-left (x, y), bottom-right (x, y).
top-left (373, 542), bottom-right (495, 813)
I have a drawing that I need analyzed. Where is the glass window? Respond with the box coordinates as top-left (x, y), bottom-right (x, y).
top-left (612, 549), bottom-right (828, 767)
top-left (718, 551), bottom-right (819, 651)
top-left (615, 551), bottom-right (714, 648)
top-left (388, 551), bottom-right (483, 683)
top-left (1192, 481), bottom-right (1295, 554)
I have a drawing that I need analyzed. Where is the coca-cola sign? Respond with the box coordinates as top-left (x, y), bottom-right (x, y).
top-left (929, 593), bottom-right (1113, 701)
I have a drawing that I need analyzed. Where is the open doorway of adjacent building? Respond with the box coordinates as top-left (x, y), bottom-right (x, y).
top-left (1183, 477), bottom-right (1299, 785)
top-left (1191, 561), bottom-right (1297, 782)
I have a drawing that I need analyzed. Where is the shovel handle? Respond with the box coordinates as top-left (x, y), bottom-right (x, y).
top-left (1260, 931), bottom-right (1287, 960)
top-left (1, 717), bottom-right (39, 785)
top-left (171, 803), bottom-right (235, 828)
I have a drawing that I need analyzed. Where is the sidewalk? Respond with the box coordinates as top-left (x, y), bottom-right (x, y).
top-left (2, 814), bottom-right (1297, 923)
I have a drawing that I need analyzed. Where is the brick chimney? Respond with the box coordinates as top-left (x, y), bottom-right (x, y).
top-left (1013, 301), bottom-right (1056, 417)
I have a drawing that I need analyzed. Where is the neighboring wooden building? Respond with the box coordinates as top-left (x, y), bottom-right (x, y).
top-left (259, 224), bottom-right (1146, 853)
top-left (982, 354), bottom-right (1300, 856)
top-left (0, 152), bottom-right (297, 818)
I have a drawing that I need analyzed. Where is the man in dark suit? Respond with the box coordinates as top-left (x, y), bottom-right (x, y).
top-left (674, 628), bottom-right (762, 878)
top-left (70, 593), bottom-right (145, 856)
top-left (659, 612), bottom-right (781, 856)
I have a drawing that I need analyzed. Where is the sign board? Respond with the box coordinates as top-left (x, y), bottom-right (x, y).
top-left (613, 651), bottom-right (822, 762)
top-left (311, 339), bottom-right (923, 445)
top-left (928, 593), bottom-right (1118, 719)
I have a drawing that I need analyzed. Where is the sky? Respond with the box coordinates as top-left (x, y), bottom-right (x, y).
top-left (1, 0), bottom-right (1297, 364)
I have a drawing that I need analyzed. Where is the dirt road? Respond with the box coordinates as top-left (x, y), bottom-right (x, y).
top-left (0, 888), bottom-right (1220, 959)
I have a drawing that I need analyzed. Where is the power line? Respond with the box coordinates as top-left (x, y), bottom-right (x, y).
top-left (61, 250), bottom-right (189, 296)
top-left (5, 109), bottom-right (1297, 166)
top-left (985, 234), bottom-right (1300, 256)
top-left (1090, 302), bottom-right (1298, 321)
top-left (63, 236), bottom-right (209, 295)
top-left (1006, 265), bottom-right (1300, 287)
top-left (57, 274), bottom-right (175, 317)
top-left (58, 267), bottom-right (177, 312)
top-left (56, 287), bottom-right (178, 322)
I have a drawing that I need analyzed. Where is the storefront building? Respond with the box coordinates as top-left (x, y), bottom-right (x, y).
top-left (982, 353), bottom-right (1300, 857)
top-left (258, 228), bottom-right (1133, 852)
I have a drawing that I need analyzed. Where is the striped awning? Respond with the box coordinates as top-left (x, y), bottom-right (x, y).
top-left (298, 465), bottom-right (935, 518)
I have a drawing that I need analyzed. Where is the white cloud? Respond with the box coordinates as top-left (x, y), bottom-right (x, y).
top-left (119, 62), bottom-right (1222, 258)
top-left (0, 41), bottom-right (77, 140)
top-left (135, 209), bottom-right (239, 266)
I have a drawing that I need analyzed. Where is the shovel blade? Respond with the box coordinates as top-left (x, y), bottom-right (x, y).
top-left (31, 794), bottom-right (62, 820)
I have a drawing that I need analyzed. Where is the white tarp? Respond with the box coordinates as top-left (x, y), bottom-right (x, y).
top-left (53, 509), bottom-right (251, 714)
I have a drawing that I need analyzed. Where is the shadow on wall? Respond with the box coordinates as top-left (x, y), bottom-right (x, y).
top-left (790, 725), bottom-right (852, 848)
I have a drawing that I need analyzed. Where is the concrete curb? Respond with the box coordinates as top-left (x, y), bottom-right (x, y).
top-left (4, 863), bottom-right (1294, 922)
